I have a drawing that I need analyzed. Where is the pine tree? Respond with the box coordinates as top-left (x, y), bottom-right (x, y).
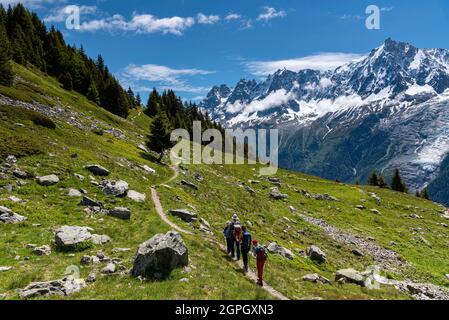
top-left (0, 15), bottom-right (13, 86)
top-left (378, 175), bottom-right (388, 188)
top-left (86, 82), bottom-right (100, 104)
top-left (146, 111), bottom-right (173, 162)
top-left (59, 72), bottom-right (73, 91)
top-left (135, 93), bottom-right (142, 107)
top-left (420, 188), bottom-right (431, 201)
top-left (391, 169), bottom-right (408, 193)
top-left (145, 88), bottom-right (161, 117)
top-left (368, 172), bottom-right (379, 186)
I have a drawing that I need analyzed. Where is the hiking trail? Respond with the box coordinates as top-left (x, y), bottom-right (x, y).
top-left (149, 165), bottom-right (289, 300)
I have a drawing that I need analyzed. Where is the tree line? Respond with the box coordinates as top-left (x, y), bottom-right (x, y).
top-left (0, 3), bottom-right (137, 117)
top-left (367, 169), bottom-right (431, 200)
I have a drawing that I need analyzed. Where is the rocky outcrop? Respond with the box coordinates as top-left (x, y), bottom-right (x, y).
top-left (270, 188), bottom-right (288, 200)
top-left (335, 268), bottom-right (366, 286)
top-left (0, 206), bottom-right (27, 224)
top-left (132, 231), bottom-right (188, 279)
top-left (19, 276), bottom-right (86, 299)
top-left (37, 174), bottom-right (59, 186)
top-left (307, 245), bottom-right (327, 263)
top-left (108, 207), bottom-right (131, 220)
top-left (181, 180), bottom-right (198, 190)
top-left (267, 242), bottom-right (295, 260)
top-left (101, 180), bottom-right (129, 197)
top-left (54, 226), bottom-right (110, 251)
top-left (169, 209), bottom-right (197, 222)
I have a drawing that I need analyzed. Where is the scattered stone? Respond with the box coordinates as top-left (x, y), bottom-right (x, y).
top-left (108, 207), bottom-right (131, 220)
top-left (140, 165), bottom-right (156, 174)
top-left (370, 209), bottom-right (381, 215)
top-left (313, 194), bottom-right (339, 201)
top-left (270, 188), bottom-right (288, 200)
top-left (5, 155), bottom-right (17, 164)
top-left (267, 242), bottom-right (295, 260)
top-left (127, 190), bottom-right (146, 203)
top-left (335, 269), bottom-right (365, 287)
top-left (132, 231), bottom-right (189, 278)
top-left (307, 245), bottom-right (327, 263)
top-left (137, 144), bottom-right (149, 153)
top-left (79, 196), bottom-right (103, 208)
top-left (33, 245), bottom-right (51, 256)
top-left (91, 234), bottom-right (111, 245)
top-left (194, 173), bottom-right (204, 182)
top-left (181, 180), bottom-right (198, 190)
top-left (356, 205), bottom-right (366, 210)
top-left (199, 218), bottom-right (213, 234)
top-left (37, 174), bottom-right (59, 186)
top-left (54, 226), bottom-right (94, 251)
top-left (68, 188), bottom-right (82, 197)
top-left (419, 236), bottom-right (431, 247)
top-left (180, 278), bottom-right (189, 282)
top-left (169, 209), bottom-right (197, 222)
top-left (302, 273), bottom-right (331, 284)
top-left (86, 273), bottom-right (96, 283)
top-left (245, 186), bottom-right (256, 194)
top-left (288, 206), bottom-right (297, 212)
top-left (352, 249), bottom-right (365, 257)
top-left (85, 164), bottom-right (110, 176)
top-left (9, 196), bottom-right (25, 203)
top-left (102, 263), bottom-right (116, 274)
top-left (268, 177), bottom-right (281, 184)
top-left (80, 255), bottom-right (92, 265)
top-left (112, 248), bottom-right (131, 253)
top-left (0, 206), bottom-right (27, 224)
top-left (74, 173), bottom-right (85, 181)
top-left (0, 266), bottom-right (12, 272)
top-left (410, 214), bottom-right (423, 219)
top-left (102, 180), bottom-right (129, 197)
top-left (13, 170), bottom-right (32, 179)
top-left (18, 276), bottom-right (86, 299)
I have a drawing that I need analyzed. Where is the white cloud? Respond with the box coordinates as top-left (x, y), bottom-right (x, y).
top-left (225, 13), bottom-right (241, 21)
top-left (381, 7), bottom-right (394, 12)
top-left (121, 64), bottom-right (214, 94)
top-left (227, 89), bottom-right (295, 114)
top-left (196, 13), bottom-right (220, 24)
top-left (78, 13), bottom-right (195, 35)
top-left (244, 53), bottom-right (365, 76)
top-left (340, 14), bottom-right (363, 20)
top-left (257, 7), bottom-right (286, 22)
top-left (44, 5), bottom-right (97, 23)
top-left (0, 0), bottom-right (64, 9)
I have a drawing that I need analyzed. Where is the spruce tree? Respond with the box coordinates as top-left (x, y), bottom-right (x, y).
top-left (145, 88), bottom-right (161, 117)
top-left (391, 169), bottom-right (408, 193)
top-left (368, 172), bottom-right (379, 186)
top-left (146, 111), bottom-right (173, 162)
top-left (87, 82), bottom-right (100, 105)
top-left (378, 175), bottom-right (388, 188)
top-left (0, 18), bottom-right (13, 86)
top-left (59, 73), bottom-right (73, 91)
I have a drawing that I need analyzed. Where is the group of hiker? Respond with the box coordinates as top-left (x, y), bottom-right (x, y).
top-left (223, 214), bottom-right (268, 287)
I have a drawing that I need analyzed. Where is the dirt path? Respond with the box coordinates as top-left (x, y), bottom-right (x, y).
top-left (149, 165), bottom-right (289, 300)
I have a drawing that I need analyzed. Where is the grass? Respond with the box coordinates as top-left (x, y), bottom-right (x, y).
top-left (1, 63), bottom-right (448, 300)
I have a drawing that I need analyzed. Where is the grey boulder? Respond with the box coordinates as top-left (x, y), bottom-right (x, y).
top-left (37, 174), bottom-right (59, 186)
top-left (127, 190), bottom-right (146, 203)
top-left (335, 269), bottom-right (366, 287)
top-left (19, 276), bottom-right (86, 299)
top-left (132, 231), bottom-right (188, 278)
top-left (102, 180), bottom-right (129, 197)
top-left (54, 226), bottom-right (94, 251)
top-left (85, 164), bottom-right (110, 176)
top-left (0, 206), bottom-right (27, 224)
top-left (303, 273), bottom-right (331, 284)
top-left (307, 245), bottom-right (327, 263)
top-left (108, 207), bottom-right (131, 220)
top-left (33, 245), bottom-right (51, 256)
top-left (270, 188), bottom-right (288, 200)
top-left (267, 242), bottom-right (295, 260)
top-left (169, 209), bottom-right (197, 222)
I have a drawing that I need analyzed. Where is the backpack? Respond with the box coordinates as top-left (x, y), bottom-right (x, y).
top-left (256, 246), bottom-right (267, 262)
top-left (242, 232), bottom-right (252, 250)
top-left (234, 226), bottom-right (242, 242)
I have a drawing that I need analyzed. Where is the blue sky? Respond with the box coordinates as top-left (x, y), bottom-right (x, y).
top-left (3, 0), bottom-right (449, 102)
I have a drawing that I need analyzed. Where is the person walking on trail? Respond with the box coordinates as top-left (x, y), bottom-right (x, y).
top-left (233, 223), bottom-right (243, 261)
top-left (252, 240), bottom-right (267, 287)
top-left (241, 226), bottom-right (252, 272)
top-left (223, 221), bottom-right (234, 256)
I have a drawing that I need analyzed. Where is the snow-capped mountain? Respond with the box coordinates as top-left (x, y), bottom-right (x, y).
top-left (201, 39), bottom-right (449, 205)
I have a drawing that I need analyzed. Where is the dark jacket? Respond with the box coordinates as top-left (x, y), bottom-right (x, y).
top-left (241, 231), bottom-right (252, 252)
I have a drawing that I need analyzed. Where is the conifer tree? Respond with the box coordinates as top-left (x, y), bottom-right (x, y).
top-left (378, 175), bottom-right (388, 189)
top-left (391, 169), bottom-right (408, 193)
top-left (146, 110), bottom-right (174, 162)
top-left (0, 15), bottom-right (13, 86)
top-left (368, 172), bottom-right (379, 186)
top-left (59, 72), bottom-right (73, 91)
top-left (145, 88), bottom-right (161, 117)
top-left (87, 82), bottom-right (100, 105)
top-left (420, 188), bottom-right (431, 201)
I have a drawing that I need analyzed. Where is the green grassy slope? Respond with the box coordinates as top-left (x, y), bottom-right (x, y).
top-left (1, 64), bottom-right (449, 300)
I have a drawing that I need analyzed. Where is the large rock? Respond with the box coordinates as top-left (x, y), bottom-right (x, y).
top-left (270, 188), bottom-right (288, 200)
top-left (169, 209), bottom-right (197, 222)
top-left (79, 196), bottom-right (103, 208)
top-left (13, 170), bottom-right (32, 179)
top-left (181, 180), bottom-right (198, 190)
top-left (140, 165), bottom-right (156, 174)
top-left (101, 180), bottom-right (129, 197)
top-left (132, 231), bottom-right (188, 278)
top-left (267, 242), bottom-right (295, 260)
top-left (127, 190), bottom-right (146, 203)
top-left (68, 188), bottom-right (82, 197)
top-left (84, 164), bottom-right (110, 176)
top-left (33, 245), bottom-right (51, 256)
top-left (307, 245), bottom-right (327, 263)
top-left (37, 174), bottom-right (59, 186)
top-left (19, 276), bottom-right (86, 299)
top-left (0, 206), bottom-right (27, 224)
top-left (303, 273), bottom-right (331, 284)
top-left (108, 207), bottom-right (131, 220)
top-left (335, 269), bottom-right (366, 287)
top-left (55, 226), bottom-right (94, 251)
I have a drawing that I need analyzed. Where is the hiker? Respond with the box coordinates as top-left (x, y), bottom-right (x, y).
top-left (252, 240), bottom-right (267, 286)
top-left (233, 222), bottom-right (243, 261)
top-left (223, 221), bottom-right (234, 256)
top-left (241, 226), bottom-right (252, 272)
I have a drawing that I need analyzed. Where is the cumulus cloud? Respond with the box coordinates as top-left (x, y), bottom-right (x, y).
top-left (121, 64), bottom-right (214, 94)
top-left (257, 7), bottom-right (286, 22)
top-left (225, 13), bottom-right (241, 21)
top-left (0, 0), bottom-right (64, 9)
top-left (44, 5), bottom-right (97, 23)
top-left (244, 53), bottom-right (365, 76)
top-left (78, 13), bottom-right (195, 35)
top-left (196, 13), bottom-right (220, 24)
top-left (226, 89), bottom-right (295, 114)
